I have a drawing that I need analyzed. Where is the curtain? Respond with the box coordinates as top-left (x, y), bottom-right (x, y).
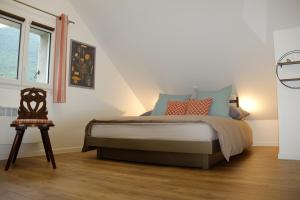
top-left (53, 14), bottom-right (69, 103)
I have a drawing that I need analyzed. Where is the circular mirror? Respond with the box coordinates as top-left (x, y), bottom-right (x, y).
top-left (276, 50), bottom-right (300, 89)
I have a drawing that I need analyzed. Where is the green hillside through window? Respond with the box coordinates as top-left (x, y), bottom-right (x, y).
top-left (0, 26), bottom-right (39, 80)
top-left (0, 25), bottom-right (20, 79)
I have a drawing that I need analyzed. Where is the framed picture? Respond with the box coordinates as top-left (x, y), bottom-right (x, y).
top-left (69, 40), bottom-right (96, 89)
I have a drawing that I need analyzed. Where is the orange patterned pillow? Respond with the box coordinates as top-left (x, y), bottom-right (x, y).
top-left (165, 101), bottom-right (188, 115)
top-left (186, 98), bottom-right (213, 115)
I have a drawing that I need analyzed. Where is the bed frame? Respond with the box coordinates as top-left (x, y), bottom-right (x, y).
top-left (83, 97), bottom-right (239, 169)
top-left (85, 137), bottom-right (224, 169)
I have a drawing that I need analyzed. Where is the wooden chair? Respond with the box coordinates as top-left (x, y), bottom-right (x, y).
top-left (5, 87), bottom-right (56, 171)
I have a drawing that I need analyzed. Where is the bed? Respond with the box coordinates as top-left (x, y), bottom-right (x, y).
top-left (82, 113), bottom-right (252, 169)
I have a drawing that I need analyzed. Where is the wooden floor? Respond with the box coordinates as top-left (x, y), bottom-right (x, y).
top-left (1, 147), bottom-right (300, 200)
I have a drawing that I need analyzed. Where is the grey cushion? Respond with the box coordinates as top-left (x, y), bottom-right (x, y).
top-left (229, 106), bottom-right (250, 120)
top-left (140, 110), bottom-right (152, 116)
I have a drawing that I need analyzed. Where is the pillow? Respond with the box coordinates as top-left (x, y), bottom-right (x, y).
top-left (196, 85), bottom-right (232, 117)
top-left (165, 101), bottom-right (188, 115)
top-left (140, 110), bottom-right (152, 116)
top-left (186, 98), bottom-right (213, 115)
top-left (229, 106), bottom-right (250, 120)
top-left (151, 94), bottom-right (191, 115)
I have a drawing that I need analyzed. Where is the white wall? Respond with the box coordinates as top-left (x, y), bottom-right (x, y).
top-left (274, 27), bottom-right (300, 160)
top-left (0, 0), bottom-right (145, 160)
top-left (0, 0), bottom-right (283, 161)
top-left (70, 0), bottom-right (291, 120)
top-left (247, 120), bottom-right (278, 146)
top-left (70, 0), bottom-right (288, 146)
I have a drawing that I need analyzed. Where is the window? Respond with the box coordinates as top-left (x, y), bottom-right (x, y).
top-left (27, 26), bottom-right (51, 84)
top-left (0, 17), bottom-right (21, 80)
top-left (0, 10), bottom-right (54, 88)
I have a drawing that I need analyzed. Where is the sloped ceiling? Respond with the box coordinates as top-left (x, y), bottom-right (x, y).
top-left (70, 0), bottom-right (300, 119)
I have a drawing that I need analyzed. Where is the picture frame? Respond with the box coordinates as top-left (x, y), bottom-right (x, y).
top-left (69, 39), bottom-right (96, 89)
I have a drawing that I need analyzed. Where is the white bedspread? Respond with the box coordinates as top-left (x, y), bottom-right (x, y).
top-left (91, 123), bottom-right (218, 142)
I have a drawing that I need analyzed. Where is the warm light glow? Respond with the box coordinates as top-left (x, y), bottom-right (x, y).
top-left (239, 98), bottom-right (258, 113)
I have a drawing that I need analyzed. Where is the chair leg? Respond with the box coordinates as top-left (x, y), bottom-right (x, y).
top-left (12, 129), bottom-right (25, 164)
top-left (41, 131), bottom-right (50, 162)
top-left (40, 128), bottom-right (56, 169)
top-left (5, 131), bottom-right (21, 171)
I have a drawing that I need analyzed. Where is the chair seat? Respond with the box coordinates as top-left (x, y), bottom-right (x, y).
top-left (11, 119), bottom-right (54, 127)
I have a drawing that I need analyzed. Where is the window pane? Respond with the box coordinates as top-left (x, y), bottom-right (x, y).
top-left (0, 18), bottom-right (21, 80)
top-left (27, 27), bottom-right (51, 84)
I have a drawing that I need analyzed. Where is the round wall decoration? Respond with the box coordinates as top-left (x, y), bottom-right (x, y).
top-left (276, 50), bottom-right (300, 89)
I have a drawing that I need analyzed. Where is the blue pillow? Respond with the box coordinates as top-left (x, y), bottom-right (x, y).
top-left (196, 86), bottom-right (232, 117)
top-left (151, 94), bottom-right (191, 116)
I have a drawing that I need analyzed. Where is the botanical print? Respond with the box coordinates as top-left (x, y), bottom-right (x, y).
top-left (69, 40), bottom-right (95, 89)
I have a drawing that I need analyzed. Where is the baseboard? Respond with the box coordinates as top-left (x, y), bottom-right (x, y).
top-left (0, 146), bottom-right (82, 161)
top-left (278, 153), bottom-right (300, 160)
top-left (253, 142), bottom-right (278, 146)
top-left (52, 146), bottom-right (82, 154)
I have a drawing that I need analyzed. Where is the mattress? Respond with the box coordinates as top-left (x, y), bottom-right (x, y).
top-left (91, 123), bottom-right (218, 142)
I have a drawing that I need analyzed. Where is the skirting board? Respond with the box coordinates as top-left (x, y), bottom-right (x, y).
top-left (278, 153), bottom-right (300, 160)
top-left (0, 146), bottom-right (82, 161)
top-left (253, 142), bottom-right (279, 146)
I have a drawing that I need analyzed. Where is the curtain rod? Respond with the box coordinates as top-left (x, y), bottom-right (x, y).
top-left (13, 0), bottom-right (75, 24)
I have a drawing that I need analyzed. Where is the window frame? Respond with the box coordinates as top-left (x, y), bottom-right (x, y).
top-left (22, 22), bottom-right (53, 89)
top-left (0, 15), bottom-right (24, 86)
top-left (0, 11), bottom-right (55, 90)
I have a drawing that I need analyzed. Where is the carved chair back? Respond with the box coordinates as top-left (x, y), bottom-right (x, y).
top-left (17, 88), bottom-right (48, 119)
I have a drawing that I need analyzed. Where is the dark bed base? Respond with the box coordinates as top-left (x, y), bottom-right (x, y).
top-left (97, 147), bottom-right (224, 169)
top-left (84, 137), bottom-right (225, 169)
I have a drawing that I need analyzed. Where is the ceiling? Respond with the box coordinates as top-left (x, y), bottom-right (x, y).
top-left (70, 0), bottom-right (300, 119)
